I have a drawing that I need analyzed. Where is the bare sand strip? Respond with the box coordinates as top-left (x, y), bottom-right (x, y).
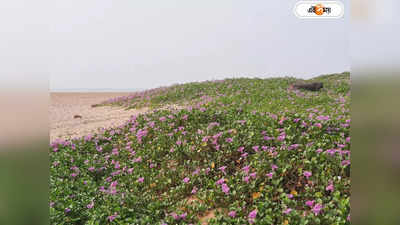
top-left (50, 93), bottom-right (147, 142)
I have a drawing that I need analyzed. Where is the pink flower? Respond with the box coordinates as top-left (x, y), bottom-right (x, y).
top-left (314, 123), bottom-right (322, 128)
top-left (277, 134), bottom-right (286, 141)
top-left (271, 164), bottom-right (278, 170)
top-left (96, 146), bottom-right (102, 152)
top-left (316, 115), bottom-right (330, 121)
top-left (225, 138), bottom-right (233, 143)
top-left (171, 212), bottom-right (179, 220)
top-left (228, 211), bottom-right (236, 218)
top-left (325, 149), bottom-right (336, 156)
top-left (266, 172), bottom-right (274, 179)
top-left (248, 209), bottom-right (257, 224)
top-left (110, 181), bottom-right (118, 187)
top-left (107, 213), bottom-right (118, 222)
top-left (99, 186), bottom-right (105, 192)
top-left (183, 177), bottom-right (190, 183)
top-left (326, 183), bottom-right (334, 192)
top-left (137, 177), bottom-right (144, 183)
top-left (108, 181), bottom-right (118, 194)
top-left (283, 208), bottom-right (292, 214)
top-left (192, 168), bottom-right (200, 176)
top-left (250, 172), bottom-right (257, 179)
top-left (312, 203), bottom-right (323, 215)
top-left (88, 167), bottom-right (95, 172)
top-left (287, 194), bottom-right (293, 199)
top-left (219, 166), bottom-right (227, 174)
top-left (264, 136), bottom-right (273, 141)
top-left (243, 176), bottom-right (250, 183)
top-left (191, 186), bottom-right (198, 194)
top-left (242, 165), bottom-right (250, 174)
top-left (127, 168), bottom-right (134, 174)
top-left (341, 160), bottom-right (350, 166)
top-left (221, 183), bottom-right (230, 194)
top-left (179, 212), bottom-right (187, 219)
top-left (87, 201), bottom-right (94, 209)
top-left (303, 171), bottom-right (312, 178)
top-left (288, 144), bottom-right (300, 150)
top-left (133, 157), bottom-right (142, 163)
top-left (216, 178), bottom-right (225, 185)
top-left (306, 200), bottom-right (315, 207)
top-left (111, 148), bottom-right (118, 155)
top-left (252, 146), bottom-right (259, 152)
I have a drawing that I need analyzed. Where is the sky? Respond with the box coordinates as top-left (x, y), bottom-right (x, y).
top-left (2, 1), bottom-right (350, 91)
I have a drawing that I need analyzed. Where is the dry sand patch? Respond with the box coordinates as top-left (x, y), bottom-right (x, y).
top-left (50, 92), bottom-right (144, 142)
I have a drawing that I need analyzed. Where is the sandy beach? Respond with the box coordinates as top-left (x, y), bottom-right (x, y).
top-left (50, 92), bottom-right (147, 142)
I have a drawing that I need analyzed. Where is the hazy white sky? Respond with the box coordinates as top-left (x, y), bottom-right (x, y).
top-left (2, 1), bottom-right (350, 91)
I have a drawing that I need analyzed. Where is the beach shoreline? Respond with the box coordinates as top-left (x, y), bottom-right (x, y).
top-left (50, 92), bottom-right (144, 142)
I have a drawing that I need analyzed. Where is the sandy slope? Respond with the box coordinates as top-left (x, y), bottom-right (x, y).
top-left (50, 92), bottom-right (147, 142)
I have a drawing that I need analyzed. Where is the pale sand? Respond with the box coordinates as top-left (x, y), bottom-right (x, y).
top-left (50, 92), bottom-right (147, 142)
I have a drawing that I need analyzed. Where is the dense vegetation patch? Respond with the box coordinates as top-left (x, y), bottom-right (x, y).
top-left (50, 72), bottom-right (350, 224)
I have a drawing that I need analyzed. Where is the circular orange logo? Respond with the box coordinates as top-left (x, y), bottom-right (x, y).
top-left (314, 4), bottom-right (324, 16)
